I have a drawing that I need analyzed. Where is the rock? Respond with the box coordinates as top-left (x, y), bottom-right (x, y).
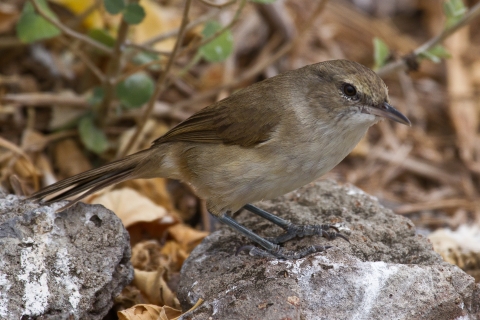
top-left (178, 180), bottom-right (480, 320)
top-left (0, 191), bottom-right (133, 319)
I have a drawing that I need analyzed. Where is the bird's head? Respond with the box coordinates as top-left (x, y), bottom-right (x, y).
top-left (303, 60), bottom-right (411, 127)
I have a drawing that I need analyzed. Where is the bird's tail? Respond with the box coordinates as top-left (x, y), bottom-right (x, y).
top-left (29, 149), bottom-right (152, 209)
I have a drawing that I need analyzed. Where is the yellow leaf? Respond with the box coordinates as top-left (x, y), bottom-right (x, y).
top-left (130, 0), bottom-right (181, 51)
top-left (50, 0), bottom-right (103, 29)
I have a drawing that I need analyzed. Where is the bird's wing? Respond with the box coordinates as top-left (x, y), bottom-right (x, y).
top-left (153, 92), bottom-right (282, 147)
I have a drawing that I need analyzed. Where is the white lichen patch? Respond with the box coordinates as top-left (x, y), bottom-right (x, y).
top-left (54, 248), bottom-right (82, 311)
top-left (18, 245), bottom-right (50, 316)
top-left (350, 261), bottom-right (399, 319)
top-left (0, 269), bottom-right (12, 318)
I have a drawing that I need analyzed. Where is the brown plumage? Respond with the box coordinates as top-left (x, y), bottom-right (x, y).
top-left (29, 60), bottom-right (410, 259)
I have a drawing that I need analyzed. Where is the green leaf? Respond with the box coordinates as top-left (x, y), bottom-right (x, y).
top-left (104, 0), bottom-right (125, 15)
top-left (249, 0), bottom-right (276, 3)
top-left (443, 0), bottom-right (467, 28)
top-left (115, 72), bottom-right (155, 109)
top-left (199, 21), bottom-right (234, 62)
top-left (418, 45), bottom-right (451, 63)
top-left (373, 37), bottom-right (390, 70)
top-left (78, 116), bottom-right (109, 154)
top-left (16, 0), bottom-right (60, 43)
top-left (88, 29), bottom-right (116, 48)
top-left (88, 87), bottom-right (105, 106)
top-left (123, 3), bottom-right (146, 25)
top-left (132, 51), bottom-right (161, 71)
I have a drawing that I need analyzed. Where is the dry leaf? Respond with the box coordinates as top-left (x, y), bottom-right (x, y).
top-left (429, 225), bottom-right (480, 281)
top-left (90, 188), bottom-right (174, 228)
top-left (21, 129), bottom-right (48, 153)
top-left (131, 240), bottom-right (167, 271)
top-left (133, 267), bottom-right (181, 309)
top-left (130, 0), bottom-right (181, 52)
top-left (120, 178), bottom-right (176, 214)
top-left (159, 241), bottom-right (189, 272)
top-left (167, 224), bottom-right (209, 252)
top-left (118, 300), bottom-right (203, 319)
top-left (49, 106), bottom-right (86, 130)
top-left (0, 3), bottom-right (18, 33)
top-left (53, 139), bottom-right (91, 177)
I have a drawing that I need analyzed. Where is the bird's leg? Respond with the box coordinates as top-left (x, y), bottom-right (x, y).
top-left (217, 215), bottom-right (331, 259)
top-left (243, 204), bottom-right (349, 244)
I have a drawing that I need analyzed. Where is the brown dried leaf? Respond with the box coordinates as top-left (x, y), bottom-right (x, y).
top-left (119, 178), bottom-right (176, 213)
top-left (167, 223), bottom-right (209, 253)
top-left (445, 29), bottom-right (479, 168)
top-left (53, 139), bottom-right (91, 177)
top-left (159, 241), bottom-right (189, 272)
top-left (0, 3), bottom-right (19, 33)
top-left (90, 188), bottom-right (174, 228)
top-left (118, 304), bottom-right (181, 320)
top-left (132, 267), bottom-right (181, 309)
top-left (131, 240), bottom-right (166, 271)
top-left (21, 129), bottom-right (48, 153)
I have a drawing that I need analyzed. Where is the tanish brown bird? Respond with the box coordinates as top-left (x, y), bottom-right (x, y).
top-left (29, 60), bottom-right (411, 259)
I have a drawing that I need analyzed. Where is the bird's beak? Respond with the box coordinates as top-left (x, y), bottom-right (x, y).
top-left (366, 102), bottom-right (411, 126)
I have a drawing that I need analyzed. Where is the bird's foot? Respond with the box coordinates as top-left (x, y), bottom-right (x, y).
top-left (267, 223), bottom-right (349, 244)
top-left (236, 244), bottom-right (332, 260)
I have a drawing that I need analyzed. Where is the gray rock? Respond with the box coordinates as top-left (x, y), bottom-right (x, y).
top-left (178, 180), bottom-right (480, 320)
top-left (0, 191), bottom-right (133, 319)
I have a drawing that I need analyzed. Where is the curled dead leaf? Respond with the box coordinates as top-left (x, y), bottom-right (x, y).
top-left (133, 267), bottom-right (181, 309)
top-left (167, 223), bottom-right (209, 253)
top-left (90, 188), bottom-right (176, 228)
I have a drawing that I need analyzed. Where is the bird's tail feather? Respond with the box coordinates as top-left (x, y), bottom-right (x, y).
top-left (29, 149), bottom-right (151, 209)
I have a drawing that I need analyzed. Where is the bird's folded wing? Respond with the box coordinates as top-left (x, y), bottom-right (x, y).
top-left (153, 95), bottom-right (281, 147)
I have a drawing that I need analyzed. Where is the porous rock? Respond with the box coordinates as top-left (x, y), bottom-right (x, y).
top-left (178, 180), bottom-right (480, 320)
top-left (0, 191), bottom-right (133, 319)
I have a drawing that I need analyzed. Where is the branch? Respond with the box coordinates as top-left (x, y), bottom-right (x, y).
top-left (178, 0), bottom-right (247, 57)
top-left (96, 14), bottom-right (132, 125)
top-left (30, 0), bottom-right (112, 54)
top-left (120, 0), bottom-right (194, 158)
top-left (197, 0), bottom-right (236, 9)
top-left (58, 37), bottom-right (105, 82)
top-left (140, 8), bottom-right (220, 48)
top-left (174, 0), bottom-right (329, 110)
top-left (377, 1), bottom-right (480, 77)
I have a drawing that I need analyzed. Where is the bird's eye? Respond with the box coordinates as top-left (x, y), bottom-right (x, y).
top-left (343, 84), bottom-right (357, 97)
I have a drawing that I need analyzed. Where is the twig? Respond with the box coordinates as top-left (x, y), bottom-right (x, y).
top-left (178, 0), bottom-right (247, 57)
top-left (124, 42), bottom-right (172, 55)
top-left (377, 1), bottom-right (480, 77)
top-left (120, 0), bottom-right (194, 158)
top-left (140, 8), bottom-right (219, 48)
top-left (58, 37), bottom-right (105, 82)
top-left (1, 93), bottom-right (88, 107)
top-left (197, 0), bottom-right (236, 9)
top-left (174, 0), bottom-right (329, 110)
top-left (114, 59), bottom-right (163, 85)
top-left (97, 13), bottom-right (132, 125)
top-left (395, 199), bottom-right (477, 215)
top-left (30, 0), bottom-right (112, 54)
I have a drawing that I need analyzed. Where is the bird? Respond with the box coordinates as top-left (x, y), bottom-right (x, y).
top-left (29, 59), bottom-right (411, 259)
